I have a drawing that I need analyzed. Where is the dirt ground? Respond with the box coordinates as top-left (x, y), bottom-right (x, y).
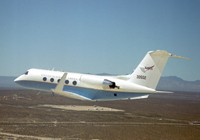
top-left (0, 89), bottom-right (200, 140)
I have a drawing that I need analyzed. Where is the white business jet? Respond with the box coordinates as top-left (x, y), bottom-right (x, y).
top-left (14, 50), bottom-right (188, 101)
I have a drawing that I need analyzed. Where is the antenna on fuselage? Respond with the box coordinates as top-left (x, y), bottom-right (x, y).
top-left (52, 67), bottom-right (54, 71)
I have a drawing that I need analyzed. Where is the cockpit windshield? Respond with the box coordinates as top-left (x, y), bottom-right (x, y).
top-left (24, 71), bottom-right (29, 75)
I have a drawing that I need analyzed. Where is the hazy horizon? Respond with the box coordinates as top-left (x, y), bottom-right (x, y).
top-left (1, 0), bottom-right (200, 81)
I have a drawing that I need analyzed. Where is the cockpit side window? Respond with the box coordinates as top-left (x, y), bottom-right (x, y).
top-left (24, 71), bottom-right (29, 75)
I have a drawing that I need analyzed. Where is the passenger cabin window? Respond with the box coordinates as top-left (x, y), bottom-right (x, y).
top-left (43, 77), bottom-right (47, 81)
top-left (73, 81), bottom-right (77, 85)
top-left (24, 71), bottom-right (29, 75)
top-left (50, 78), bottom-right (54, 82)
top-left (65, 80), bottom-right (69, 84)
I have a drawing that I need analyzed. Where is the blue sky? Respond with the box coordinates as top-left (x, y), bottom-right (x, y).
top-left (0, 0), bottom-right (200, 81)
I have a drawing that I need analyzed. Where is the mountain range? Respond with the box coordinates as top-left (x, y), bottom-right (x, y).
top-left (157, 76), bottom-right (200, 92)
top-left (0, 76), bottom-right (199, 92)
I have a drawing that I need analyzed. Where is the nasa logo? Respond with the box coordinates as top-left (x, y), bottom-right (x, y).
top-left (140, 65), bottom-right (155, 73)
top-left (145, 65), bottom-right (155, 71)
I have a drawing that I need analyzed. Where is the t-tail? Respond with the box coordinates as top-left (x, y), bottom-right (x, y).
top-left (128, 50), bottom-right (189, 89)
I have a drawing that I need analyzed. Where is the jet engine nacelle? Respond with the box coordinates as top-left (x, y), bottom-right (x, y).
top-left (80, 75), bottom-right (119, 89)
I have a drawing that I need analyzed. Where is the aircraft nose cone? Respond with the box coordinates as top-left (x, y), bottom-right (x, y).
top-left (14, 75), bottom-right (25, 84)
top-left (14, 75), bottom-right (26, 88)
top-left (14, 78), bottom-right (17, 82)
top-left (14, 77), bottom-right (20, 82)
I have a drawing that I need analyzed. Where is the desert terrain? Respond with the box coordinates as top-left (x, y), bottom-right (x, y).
top-left (0, 89), bottom-right (200, 140)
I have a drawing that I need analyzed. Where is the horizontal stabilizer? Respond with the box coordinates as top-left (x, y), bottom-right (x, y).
top-left (150, 50), bottom-right (190, 59)
top-left (169, 54), bottom-right (189, 59)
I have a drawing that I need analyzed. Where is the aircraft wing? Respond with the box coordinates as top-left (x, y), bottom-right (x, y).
top-left (130, 95), bottom-right (149, 100)
top-left (156, 91), bottom-right (174, 93)
top-left (51, 89), bottom-right (91, 101)
top-left (51, 73), bottom-right (91, 101)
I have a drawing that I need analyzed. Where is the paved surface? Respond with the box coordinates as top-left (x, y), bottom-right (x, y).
top-left (40, 104), bottom-right (124, 112)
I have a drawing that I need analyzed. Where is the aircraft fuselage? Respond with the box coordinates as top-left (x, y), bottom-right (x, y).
top-left (15, 69), bottom-right (155, 101)
top-left (14, 50), bottom-right (189, 101)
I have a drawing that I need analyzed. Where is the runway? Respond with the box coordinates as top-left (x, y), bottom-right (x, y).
top-left (37, 104), bottom-right (124, 112)
top-left (0, 121), bottom-right (192, 126)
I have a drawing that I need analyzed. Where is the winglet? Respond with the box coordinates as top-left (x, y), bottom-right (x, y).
top-left (156, 91), bottom-right (174, 93)
top-left (55, 73), bottom-right (67, 91)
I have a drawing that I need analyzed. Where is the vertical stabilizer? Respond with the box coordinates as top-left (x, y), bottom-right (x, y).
top-left (128, 50), bottom-right (189, 89)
